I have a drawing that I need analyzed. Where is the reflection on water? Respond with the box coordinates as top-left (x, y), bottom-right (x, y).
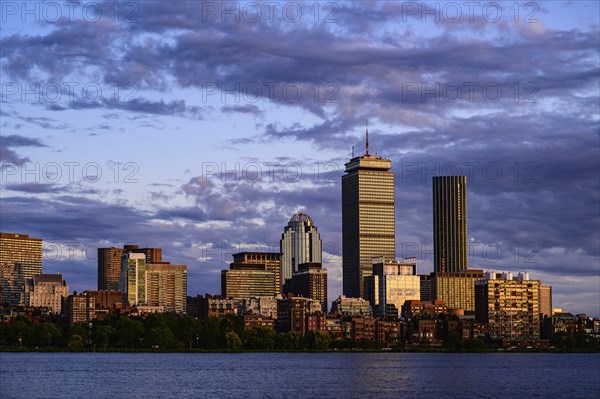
top-left (1, 352), bottom-right (599, 399)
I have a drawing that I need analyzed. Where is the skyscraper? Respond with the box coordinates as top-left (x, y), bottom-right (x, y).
top-left (433, 176), bottom-right (468, 273)
top-left (98, 244), bottom-right (162, 291)
top-left (98, 247), bottom-right (124, 291)
top-left (342, 127), bottom-right (396, 298)
top-left (0, 233), bottom-right (43, 305)
top-left (146, 263), bottom-right (187, 314)
top-left (280, 211), bottom-right (322, 287)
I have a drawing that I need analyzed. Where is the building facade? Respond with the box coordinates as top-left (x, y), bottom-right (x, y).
top-left (367, 257), bottom-right (420, 318)
top-left (342, 133), bottom-right (395, 299)
top-left (231, 252), bottom-right (282, 295)
top-left (98, 247), bottom-right (124, 291)
top-left (280, 211), bottom-right (322, 288)
top-left (283, 262), bottom-right (328, 312)
top-left (26, 274), bottom-right (69, 312)
top-left (433, 176), bottom-right (468, 273)
top-left (539, 285), bottom-right (552, 317)
top-left (65, 292), bottom-right (95, 325)
top-left (0, 233), bottom-right (43, 305)
top-left (98, 245), bottom-right (162, 291)
top-left (221, 263), bottom-right (277, 299)
top-left (120, 253), bottom-right (146, 307)
top-left (145, 263), bottom-right (187, 314)
top-left (330, 295), bottom-right (373, 317)
top-left (475, 272), bottom-right (540, 340)
top-left (432, 269), bottom-right (484, 312)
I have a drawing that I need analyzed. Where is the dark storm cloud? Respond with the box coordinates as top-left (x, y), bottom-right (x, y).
top-left (0, 134), bottom-right (47, 165)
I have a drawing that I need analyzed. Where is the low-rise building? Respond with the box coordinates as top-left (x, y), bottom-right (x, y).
top-left (330, 295), bottom-right (372, 317)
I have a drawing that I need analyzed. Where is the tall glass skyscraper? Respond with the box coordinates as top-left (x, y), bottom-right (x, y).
top-left (280, 212), bottom-right (322, 288)
top-left (433, 176), bottom-right (468, 272)
top-left (342, 130), bottom-right (396, 299)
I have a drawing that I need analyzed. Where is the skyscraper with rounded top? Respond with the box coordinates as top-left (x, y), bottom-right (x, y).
top-left (280, 211), bottom-right (322, 288)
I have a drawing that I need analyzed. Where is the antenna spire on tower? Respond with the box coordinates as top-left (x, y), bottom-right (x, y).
top-left (365, 119), bottom-right (369, 156)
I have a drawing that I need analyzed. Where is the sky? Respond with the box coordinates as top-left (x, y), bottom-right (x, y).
top-left (0, 0), bottom-right (598, 316)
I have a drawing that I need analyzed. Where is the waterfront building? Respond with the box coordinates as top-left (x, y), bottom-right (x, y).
top-left (475, 271), bottom-right (541, 340)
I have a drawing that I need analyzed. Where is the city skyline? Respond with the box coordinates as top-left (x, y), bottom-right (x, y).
top-left (0, 1), bottom-right (598, 316)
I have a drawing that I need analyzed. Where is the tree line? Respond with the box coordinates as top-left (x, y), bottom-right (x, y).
top-left (1, 314), bottom-right (597, 352)
top-left (0, 314), bottom-right (338, 351)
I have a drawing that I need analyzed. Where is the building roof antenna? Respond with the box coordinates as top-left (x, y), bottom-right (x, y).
top-left (365, 119), bottom-right (369, 156)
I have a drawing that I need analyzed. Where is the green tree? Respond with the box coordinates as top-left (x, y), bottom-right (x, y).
top-left (200, 317), bottom-right (221, 349)
top-left (443, 332), bottom-right (463, 352)
top-left (8, 320), bottom-right (33, 348)
top-left (225, 331), bottom-right (242, 351)
top-left (178, 317), bottom-right (201, 349)
top-left (68, 334), bottom-right (84, 351)
top-left (40, 323), bottom-right (62, 347)
top-left (303, 330), bottom-right (331, 350)
top-left (94, 325), bottom-right (116, 350)
top-left (246, 326), bottom-right (275, 350)
top-left (117, 316), bottom-right (144, 349)
top-left (274, 332), bottom-right (303, 350)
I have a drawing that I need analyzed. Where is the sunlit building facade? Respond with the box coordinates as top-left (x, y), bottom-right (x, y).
top-left (342, 134), bottom-right (395, 299)
top-left (26, 274), bottom-right (69, 312)
top-left (0, 233), bottom-right (43, 305)
top-left (432, 269), bottom-right (485, 312)
top-left (367, 257), bottom-right (420, 318)
top-left (221, 263), bottom-right (277, 299)
top-left (475, 272), bottom-right (540, 340)
top-left (120, 253), bottom-right (147, 307)
top-left (146, 263), bottom-right (187, 314)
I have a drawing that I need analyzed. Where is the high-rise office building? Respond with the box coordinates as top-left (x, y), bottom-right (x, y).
top-left (475, 272), bottom-right (540, 340)
top-left (231, 252), bottom-right (282, 294)
top-left (433, 176), bottom-right (468, 273)
top-left (0, 233), bottom-right (43, 305)
top-left (280, 211), bottom-right (322, 288)
top-left (221, 263), bottom-right (277, 299)
top-left (146, 263), bottom-right (187, 314)
top-left (98, 245), bottom-right (162, 291)
top-left (342, 128), bottom-right (395, 298)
